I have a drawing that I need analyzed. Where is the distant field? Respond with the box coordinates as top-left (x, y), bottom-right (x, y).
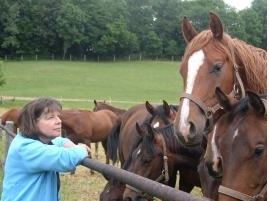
top-left (0, 61), bottom-right (183, 109)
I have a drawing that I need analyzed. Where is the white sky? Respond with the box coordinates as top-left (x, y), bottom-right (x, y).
top-left (223, 0), bottom-right (253, 10)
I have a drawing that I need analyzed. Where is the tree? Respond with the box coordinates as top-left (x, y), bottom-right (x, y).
top-left (95, 16), bottom-right (138, 56)
top-left (55, 0), bottom-right (87, 59)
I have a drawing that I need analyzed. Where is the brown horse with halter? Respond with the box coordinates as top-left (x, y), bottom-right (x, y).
top-left (174, 12), bottom-right (266, 147)
top-left (100, 100), bottom-right (178, 201)
top-left (204, 88), bottom-right (266, 201)
top-left (123, 123), bottom-right (202, 201)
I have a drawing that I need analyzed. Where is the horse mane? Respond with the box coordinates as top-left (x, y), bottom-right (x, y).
top-left (228, 94), bottom-right (267, 122)
top-left (183, 30), bottom-right (267, 93)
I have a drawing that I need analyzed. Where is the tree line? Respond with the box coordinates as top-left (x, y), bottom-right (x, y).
top-left (0, 0), bottom-right (266, 60)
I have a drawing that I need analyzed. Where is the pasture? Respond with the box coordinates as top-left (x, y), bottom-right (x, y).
top-left (0, 61), bottom-right (182, 108)
top-left (0, 61), bottom-right (205, 200)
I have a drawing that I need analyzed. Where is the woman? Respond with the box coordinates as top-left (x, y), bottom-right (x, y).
top-left (1, 97), bottom-right (90, 201)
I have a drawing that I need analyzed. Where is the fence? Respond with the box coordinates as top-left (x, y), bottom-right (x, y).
top-left (0, 121), bottom-right (208, 201)
top-left (2, 54), bottom-right (181, 62)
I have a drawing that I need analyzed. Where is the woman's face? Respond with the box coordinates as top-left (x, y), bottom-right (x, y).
top-left (36, 110), bottom-right (62, 142)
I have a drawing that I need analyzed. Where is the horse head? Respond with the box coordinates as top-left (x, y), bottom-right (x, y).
top-left (174, 11), bottom-right (267, 146)
top-left (205, 88), bottom-right (267, 201)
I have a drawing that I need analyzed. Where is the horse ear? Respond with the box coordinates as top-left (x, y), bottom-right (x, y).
top-left (246, 91), bottom-right (266, 116)
top-left (209, 12), bottom-right (223, 40)
top-left (135, 122), bottom-right (144, 136)
top-left (146, 123), bottom-right (155, 140)
top-left (181, 16), bottom-right (198, 43)
top-left (163, 100), bottom-right (170, 116)
top-left (94, 100), bottom-right (97, 106)
top-left (145, 101), bottom-right (155, 115)
top-left (215, 87), bottom-right (232, 111)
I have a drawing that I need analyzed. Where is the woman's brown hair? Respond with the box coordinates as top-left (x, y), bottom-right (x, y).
top-left (18, 97), bottom-right (62, 139)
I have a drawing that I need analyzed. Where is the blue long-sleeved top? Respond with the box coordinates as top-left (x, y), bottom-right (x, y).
top-left (1, 133), bottom-right (88, 201)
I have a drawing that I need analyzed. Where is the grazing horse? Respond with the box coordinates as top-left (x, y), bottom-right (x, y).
top-left (122, 123), bottom-right (202, 201)
top-left (204, 89), bottom-right (267, 201)
top-left (60, 109), bottom-right (121, 164)
top-left (100, 100), bottom-right (177, 201)
top-left (174, 12), bottom-right (267, 146)
top-left (0, 108), bottom-right (21, 133)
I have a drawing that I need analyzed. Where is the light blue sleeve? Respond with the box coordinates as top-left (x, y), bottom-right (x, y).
top-left (51, 136), bottom-right (73, 147)
top-left (19, 140), bottom-right (88, 173)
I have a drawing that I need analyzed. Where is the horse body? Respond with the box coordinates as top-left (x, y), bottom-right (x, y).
top-left (0, 108), bottom-right (21, 133)
top-left (60, 109), bottom-right (121, 164)
top-left (205, 90), bottom-right (267, 201)
top-left (174, 12), bottom-right (267, 146)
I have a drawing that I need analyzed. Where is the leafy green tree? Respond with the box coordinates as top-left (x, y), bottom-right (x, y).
top-left (95, 16), bottom-right (138, 56)
top-left (55, 0), bottom-right (87, 59)
top-left (143, 31), bottom-right (162, 57)
top-left (0, 1), bottom-right (20, 55)
top-left (0, 60), bottom-right (6, 86)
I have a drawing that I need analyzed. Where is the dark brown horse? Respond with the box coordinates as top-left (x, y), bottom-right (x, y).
top-left (123, 123), bottom-right (202, 201)
top-left (60, 109), bottom-right (121, 164)
top-left (205, 89), bottom-right (267, 201)
top-left (100, 100), bottom-right (178, 201)
top-left (174, 12), bottom-right (267, 146)
top-left (0, 108), bottom-right (21, 133)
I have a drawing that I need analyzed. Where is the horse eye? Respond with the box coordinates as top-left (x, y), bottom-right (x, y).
top-left (142, 157), bottom-right (151, 164)
top-left (254, 144), bottom-right (265, 156)
top-left (212, 63), bottom-right (223, 73)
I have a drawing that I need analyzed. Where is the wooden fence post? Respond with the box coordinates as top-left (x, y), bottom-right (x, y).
top-left (3, 121), bottom-right (15, 168)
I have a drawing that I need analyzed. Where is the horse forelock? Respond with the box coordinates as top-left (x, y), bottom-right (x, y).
top-left (182, 30), bottom-right (266, 94)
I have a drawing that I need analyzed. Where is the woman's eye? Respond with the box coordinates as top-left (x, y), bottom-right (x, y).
top-left (254, 144), bottom-right (265, 156)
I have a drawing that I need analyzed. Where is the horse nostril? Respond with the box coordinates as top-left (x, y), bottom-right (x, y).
top-left (188, 121), bottom-right (196, 139)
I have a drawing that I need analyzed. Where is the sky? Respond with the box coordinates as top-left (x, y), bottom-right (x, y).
top-left (223, 0), bottom-right (253, 10)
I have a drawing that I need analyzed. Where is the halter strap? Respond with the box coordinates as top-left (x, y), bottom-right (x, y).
top-left (219, 184), bottom-right (267, 201)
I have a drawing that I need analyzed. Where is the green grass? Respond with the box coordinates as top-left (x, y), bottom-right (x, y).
top-left (0, 61), bottom-right (183, 109)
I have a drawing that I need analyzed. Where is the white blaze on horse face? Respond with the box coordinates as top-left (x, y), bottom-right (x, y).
top-left (211, 125), bottom-right (221, 172)
top-left (233, 129), bottom-right (239, 140)
top-left (179, 50), bottom-right (205, 141)
top-left (153, 122), bottom-right (160, 128)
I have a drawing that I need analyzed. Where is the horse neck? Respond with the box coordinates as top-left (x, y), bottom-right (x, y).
top-left (231, 38), bottom-right (267, 93)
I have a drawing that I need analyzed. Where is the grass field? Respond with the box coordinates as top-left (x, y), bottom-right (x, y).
top-left (0, 61), bottom-right (204, 200)
top-left (0, 60), bottom-right (183, 109)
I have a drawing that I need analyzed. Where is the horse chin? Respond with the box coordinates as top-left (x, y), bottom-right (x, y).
top-left (205, 162), bottom-right (223, 179)
top-left (175, 133), bottom-right (203, 148)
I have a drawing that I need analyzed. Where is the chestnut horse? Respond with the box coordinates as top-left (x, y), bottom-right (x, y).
top-left (92, 100), bottom-right (126, 160)
top-left (174, 12), bottom-right (267, 146)
top-left (93, 100), bottom-right (127, 117)
top-left (123, 123), bottom-right (202, 201)
top-left (60, 109), bottom-right (121, 164)
top-left (0, 108), bottom-right (21, 133)
top-left (204, 89), bottom-right (266, 201)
